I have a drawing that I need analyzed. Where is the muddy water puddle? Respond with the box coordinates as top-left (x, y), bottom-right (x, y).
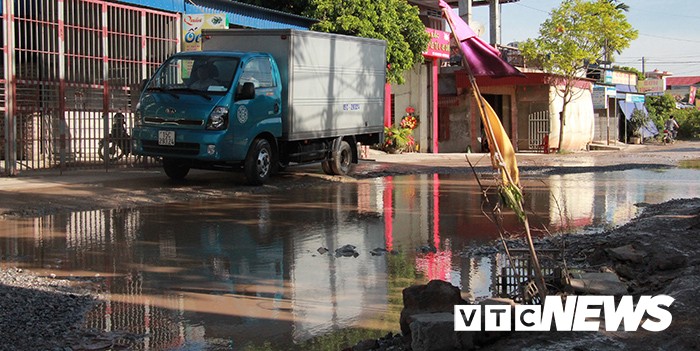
top-left (1, 168), bottom-right (699, 350)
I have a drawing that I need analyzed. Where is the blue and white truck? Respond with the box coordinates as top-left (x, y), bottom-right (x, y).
top-left (131, 29), bottom-right (386, 185)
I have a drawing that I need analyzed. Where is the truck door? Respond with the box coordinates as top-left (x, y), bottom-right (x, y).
top-left (232, 56), bottom-right (282, 145)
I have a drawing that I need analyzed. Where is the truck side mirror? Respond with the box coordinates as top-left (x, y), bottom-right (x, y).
top-left (236, 82), bottom-right (255, 100)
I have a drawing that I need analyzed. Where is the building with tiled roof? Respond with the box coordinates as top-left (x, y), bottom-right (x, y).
top-left (665, 76), bottom-right (700, 103)
top-left (666, 76), bottom-right (700, 88)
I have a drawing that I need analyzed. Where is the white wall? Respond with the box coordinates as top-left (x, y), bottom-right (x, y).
top-left (393, 63), bottom-right (429, 152)
top-left (547, 85), bottom-right (595, 151)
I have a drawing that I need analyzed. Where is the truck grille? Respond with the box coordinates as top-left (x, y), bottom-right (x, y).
top-left (145, 117), bottom-right (204, 126)
top-left (142, 140), bottom-right (200, 155)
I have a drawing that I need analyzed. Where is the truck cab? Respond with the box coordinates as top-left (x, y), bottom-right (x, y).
top-left (132, 51), bottom-right (283, 184)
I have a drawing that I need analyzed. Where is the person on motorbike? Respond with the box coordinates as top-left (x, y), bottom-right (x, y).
top-left (99, 111), bottom-right (131, 161)
top-left (664, 116), bottom-right (680, 142)
top-left (112, 112), bottom-right (128, 138)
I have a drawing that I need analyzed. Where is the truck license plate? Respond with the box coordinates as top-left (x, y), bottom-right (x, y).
top-left (158, 130), bottom-right (176, 146)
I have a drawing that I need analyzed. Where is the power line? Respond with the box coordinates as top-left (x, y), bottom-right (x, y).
top-left (619, 54), bottom-right (700, 60)
top-left (631, 8), bottom-right (700, 20)
top-left (638, 33), bottom-right (700, 44)
top-left (645, 61), bottom-right (700, 65)
top-left (616, 57), bottom-right (700, 63)
top-left (513, 2), bottom-right (550, 14)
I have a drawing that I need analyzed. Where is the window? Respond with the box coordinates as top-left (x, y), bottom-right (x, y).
top-left (146, 55), bottom-right (239, 94)
top-left (240, 57), bottom-right (275, 88)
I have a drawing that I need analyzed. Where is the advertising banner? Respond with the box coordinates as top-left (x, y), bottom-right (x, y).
top-left (637, 79), bottom-right (665, 95)
top-left (181, 14), bottom-right (228, 76)
top-left (690, 86), bottom-right (697, 105)
top-left (182, 13), bottom-right (228, 52)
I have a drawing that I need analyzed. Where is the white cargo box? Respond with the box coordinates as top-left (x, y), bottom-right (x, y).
top-left (202, 29), bottom-right (386, 141)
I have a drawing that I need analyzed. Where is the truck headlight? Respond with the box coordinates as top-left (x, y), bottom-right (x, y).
top-left (134, 102), bottom-right (142, 126)
top-left (206, 106), bottom-right (229, 130)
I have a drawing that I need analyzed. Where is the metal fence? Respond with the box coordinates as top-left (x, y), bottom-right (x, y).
top-left (527, 110), bottom-right (550, 151)
top-left (1, 0), bottom-right (180, 175)
top-left (496, 248), bottom-right (567, 304)
top-left (593, 113), bottom-right (619, 144)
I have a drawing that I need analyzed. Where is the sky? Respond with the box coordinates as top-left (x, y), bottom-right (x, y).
top-left (468, 0), bottom-right (700, 77)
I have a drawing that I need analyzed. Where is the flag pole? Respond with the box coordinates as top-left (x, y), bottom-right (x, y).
top-left (442, 8), bottom-right (547, 303)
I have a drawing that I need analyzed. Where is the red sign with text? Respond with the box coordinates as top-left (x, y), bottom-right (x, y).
top-left (423, 28), bottom-right (450, 59)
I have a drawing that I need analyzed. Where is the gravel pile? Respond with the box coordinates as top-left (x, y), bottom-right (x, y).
top-left (0, 268), bottom-right (131, 351)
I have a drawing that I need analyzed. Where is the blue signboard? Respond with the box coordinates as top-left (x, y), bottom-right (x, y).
top-left (604, 70), bottom-right (613, 84)
top-left (626, 94), bottom-right (645, 103)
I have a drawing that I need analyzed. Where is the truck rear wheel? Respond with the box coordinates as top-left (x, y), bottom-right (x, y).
top-left (321, 160), bottom-right (334, 175)
top-left (331, 140), bottom-right (354, 175)
top-left (163, 158), bottom-right (190, 180)
top-left (245, 138), bottom-right (272, 185)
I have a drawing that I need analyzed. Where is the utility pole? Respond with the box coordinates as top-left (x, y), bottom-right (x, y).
top-left (642, 56), bottom-right (645, 75)
top-left (489, 0), bottom-right (501, 46)
top-left (459, 0), bottom-right (473, 24)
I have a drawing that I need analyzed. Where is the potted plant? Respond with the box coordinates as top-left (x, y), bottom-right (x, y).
top-left (628, 108), bottom-right (649, 144)
top-left (382, 106), bottom-right (419, 153)
top-left (383, 124), bottom-right (414, 153)
top-left (400, 106), bottom-right (419, 131)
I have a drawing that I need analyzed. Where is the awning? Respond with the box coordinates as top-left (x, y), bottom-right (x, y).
top-left (618, 101), bottom-right (658, 138)
top-left (439, 0), bottom-right (524, 78)
top-left (616, 84), bottom-right (637, 93)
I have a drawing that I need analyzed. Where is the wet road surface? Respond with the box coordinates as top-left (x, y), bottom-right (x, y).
top-left (1, 168), bottom-right (699, 350)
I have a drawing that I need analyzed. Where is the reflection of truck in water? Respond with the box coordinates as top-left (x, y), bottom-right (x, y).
top-left (131, 29), bottom-right (386, 185)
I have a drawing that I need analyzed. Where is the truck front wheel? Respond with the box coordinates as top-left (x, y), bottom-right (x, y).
top-left (163, 158), bottom-right (190, 180)
top-left (331, 140), bottom-right (354, 175)
top-left (245, 138), bottom-right (272, 185)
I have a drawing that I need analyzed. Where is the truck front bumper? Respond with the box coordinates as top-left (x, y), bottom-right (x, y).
top-left (132, 126), bottom-right (247, 162)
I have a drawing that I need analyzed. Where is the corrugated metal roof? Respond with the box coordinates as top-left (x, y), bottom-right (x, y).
top-left (616, 84), bottom-right (638, 93)
top-left (187, 0), bottom-right (316, 29)
top-left (118, 0), bottom-right (315, 29)
top-left (666, 76), bottom-right (700, 87)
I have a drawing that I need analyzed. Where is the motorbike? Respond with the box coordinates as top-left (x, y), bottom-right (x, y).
top-left (99, 112), bottom-right (132, 162)
top-left (662, 129), bottom-right (675, 145)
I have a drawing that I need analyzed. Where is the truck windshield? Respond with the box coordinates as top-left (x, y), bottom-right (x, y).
top-left (146, 56), bottom-right (239, 95)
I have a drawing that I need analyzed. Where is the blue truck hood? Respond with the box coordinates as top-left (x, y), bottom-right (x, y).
top-left (140, 91), bottom-right (227, 125)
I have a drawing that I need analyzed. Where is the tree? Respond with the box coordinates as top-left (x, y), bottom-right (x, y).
top-left (646, 93), bottom-right (678, 130)
top-left (606, 0), bottom-right (629, 12)
top-left (304, 0), bottom-right (430, 84)
top-left (674, 108), bottom-right (700, 139)
top-left (520, 0), bottom-right (638, 151)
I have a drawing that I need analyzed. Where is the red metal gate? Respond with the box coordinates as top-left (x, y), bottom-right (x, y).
top-left (1, 0), bottom-right (179, 175)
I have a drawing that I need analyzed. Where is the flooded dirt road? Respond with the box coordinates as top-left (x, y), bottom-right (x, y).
top-left (1, 164), bottom-right (699, 350)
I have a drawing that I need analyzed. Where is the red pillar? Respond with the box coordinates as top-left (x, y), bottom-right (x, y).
top-left (384, 83), bottom-right (392, 127)
top-left (432, 174), bottom-right (440, 248)
top-left (432, 60), bottom-right (439, 153)
top-left (383, 176), bottom-right (394, 251)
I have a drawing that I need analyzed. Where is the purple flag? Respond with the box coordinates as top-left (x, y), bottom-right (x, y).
top-left (439, 0), bottom-right (524, 78)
